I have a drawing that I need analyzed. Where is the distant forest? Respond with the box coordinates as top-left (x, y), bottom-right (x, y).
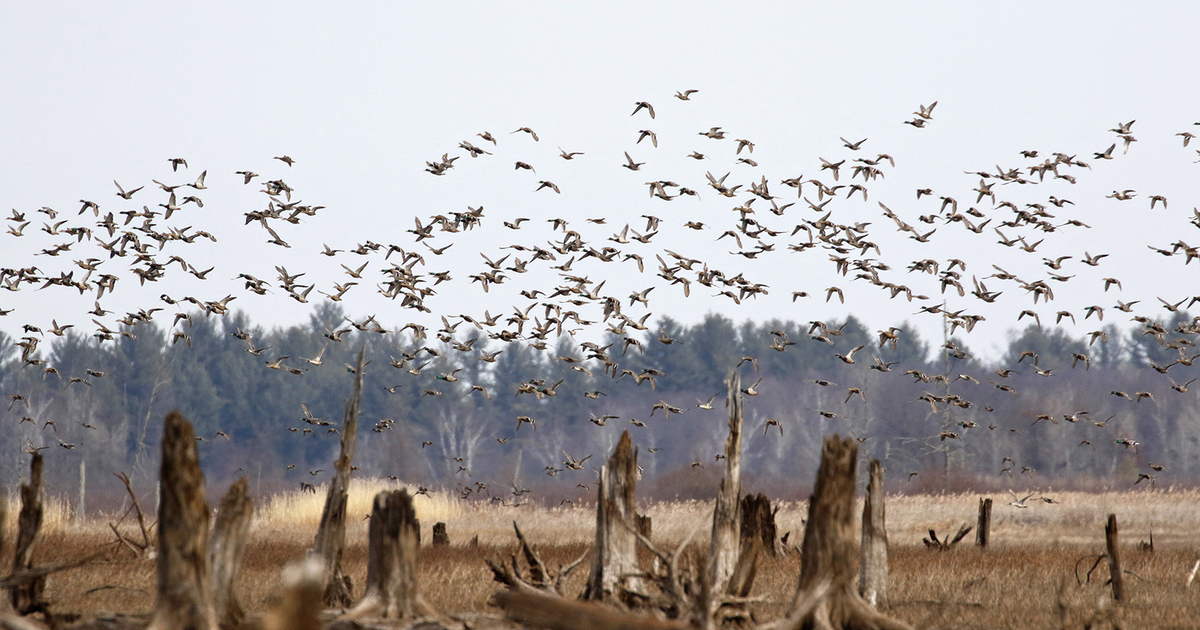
top-left (2, 301), bottom-right (1197, 509)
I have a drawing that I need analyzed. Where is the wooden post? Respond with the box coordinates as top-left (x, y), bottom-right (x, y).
top-left (341, 489), bottom-right (429, 620)
top-left (210, 477), bottom-right (253, 627)
top-left (311, 347), bottom-right (364, 607)
top-left (1106, 514), bottom-right (1124, 602)
top-left (8, 453), bottom-right (44, 614)
top-left (976, 498), bottom-right (992, 547)
top-left (778, 436), bottom-right (913, 630)
top-left (709, 369), bottom-right (743, 598)
top-left (583, 430), bottom-right (644, 603)
top-left (432, 522), bottom-right (449, 547)
top-left (147, 410), bottom-right (217, 630)
top-left (859, 459), bottom-right (888, 609)
top-left (77, 459), bottom-right (86, 523)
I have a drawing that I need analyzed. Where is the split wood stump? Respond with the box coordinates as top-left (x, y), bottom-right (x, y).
top-left (976, 498), bottom-right (992, 548)
top-left (210, 477), bottom-right (252, 627)
top-left (341, 489), bottom-right (433, 620)
top-left (8, 453), bottom-right (44, 615)
top-left (774, 436), bottom-right (913, 630)
top-left (709, 369), bottom-right (743, 601)
top-left (311, 346), bottom-right (365, 607)
top-left (859, 459), bottom-right (888, 610)
top-left (147, 410), bottom-right (217, 630)
top-left (583, 430), bottom-right (645, 604)
top-left (432, 522), bottom-right (449, 547)
top-left (1106, 514), bottom-right (1124, 602)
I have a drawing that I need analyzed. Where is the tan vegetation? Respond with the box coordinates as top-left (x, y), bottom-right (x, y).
top-left (3, 482), bottom-right (1200, 627)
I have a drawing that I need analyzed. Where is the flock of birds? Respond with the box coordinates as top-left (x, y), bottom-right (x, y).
top-left (4, 89), bottom-right (1200, 505)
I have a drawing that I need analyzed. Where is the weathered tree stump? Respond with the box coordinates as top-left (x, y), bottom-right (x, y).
top-left (776, 436), bottom-right (913, 630)
top-left (708, 370), bottom-right (743, 601)
top-left (859, 459), bottom-right (888, 609)
top-left (976, 498), bottom-right (992, 548)
top-left (147, 410), bottom-right (217, 630)
top-left (210, 477), bottom-right (252, 627)
top-left (583, 430), bottom-right (644, 604)
top-left (341, 489), bottom-right (431, 620)
top-left (263, 557), bottom-right (323, 630)
top-left (432, 522), bottom-right (450, 547)
top-left (311, 347), bottom-right (365, 607)
top-left (740, 493), bottom-right (778, 559)
top-left (8, 453), bottom-right (44, 615)
top-left (1106, 514), bottom-right (1124, 602)
top-left (636, 515), bottom-right (652, 541)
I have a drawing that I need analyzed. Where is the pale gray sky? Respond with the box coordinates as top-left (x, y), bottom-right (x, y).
top-left (3, 2), bottom-right (1199, 359)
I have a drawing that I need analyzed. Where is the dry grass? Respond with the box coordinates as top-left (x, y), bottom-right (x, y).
top-left (5, 481), bottom-right (1200, 628)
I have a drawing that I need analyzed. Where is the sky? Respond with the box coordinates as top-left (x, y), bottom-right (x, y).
top-left (3, 2), bottom-right (1200, 361)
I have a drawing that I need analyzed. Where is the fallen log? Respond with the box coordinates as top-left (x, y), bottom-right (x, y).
top-left (147, 410), bottom-right (217, 630)
top-left (495, 588), bottom-right (689, 630)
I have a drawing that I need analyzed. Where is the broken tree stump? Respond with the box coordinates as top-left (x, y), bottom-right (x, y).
top-left (263, 557), bottom-right (324, 630)
top-left (210, 477), bottom-right (253, 627)
top-left (708, 369), bottom-right (743, 600)
top-left (740, 493), bottom-right (778, 558)
top-left (8, 453), bottom-right (43, 615)
top-left (859, 459), bottom-right (888, 609)
top-left (311, 347), bottom-right (365, 607)
top-left (147, 410), bottom-right (217, 630)
top-left (583, 430), bottom-right (645, 604)
top-left (777, 435), bottom-right (913, 630)
top-left (341, 489), bottom-right (430, 620)
top-left (432, 522), bottom-right (449, 547)
top-left (1106, 514), bottom-right (1124, 602)
top-left (976, 498), bottom-right (992, 548)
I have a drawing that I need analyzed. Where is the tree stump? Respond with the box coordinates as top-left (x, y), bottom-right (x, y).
top-left (583, 430), bottom-right (645, 604)
top-left (708, 369), bottom-right (743, 600)
top-left (8, 453), bottom-right (44, 615)
top-left (210, 477), bottom-right (252, 627)
top-left (432, 522), bottom-right (450, 547)
top-left (341, 489), bottom-right (430, 620)
top-left (147, 410), bottom-right (217, 630)
top-left (311, 347), bottom-right (365, 607)
top-left (859, 459), bottom-right (888, 609)
top-left (263, 557), bottom-right (324, 630)
top-left (976, 498), bottom-right (992, 548)
top-left (777, 436), bottom-right (913, 630)
top-left (1106, 514), bottom-right (1124, 602)
top-left (740, 493), bottom-right (778, 558)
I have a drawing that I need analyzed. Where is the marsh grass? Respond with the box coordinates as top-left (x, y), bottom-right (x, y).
top-left (5, 480), bottom-right (1200, 627)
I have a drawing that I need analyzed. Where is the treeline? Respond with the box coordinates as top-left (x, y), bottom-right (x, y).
top-left (2, 302), bottom-right (1198, 508)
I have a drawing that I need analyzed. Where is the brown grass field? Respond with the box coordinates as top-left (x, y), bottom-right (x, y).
top-left (7, 479), bottom-right (1200, 628)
